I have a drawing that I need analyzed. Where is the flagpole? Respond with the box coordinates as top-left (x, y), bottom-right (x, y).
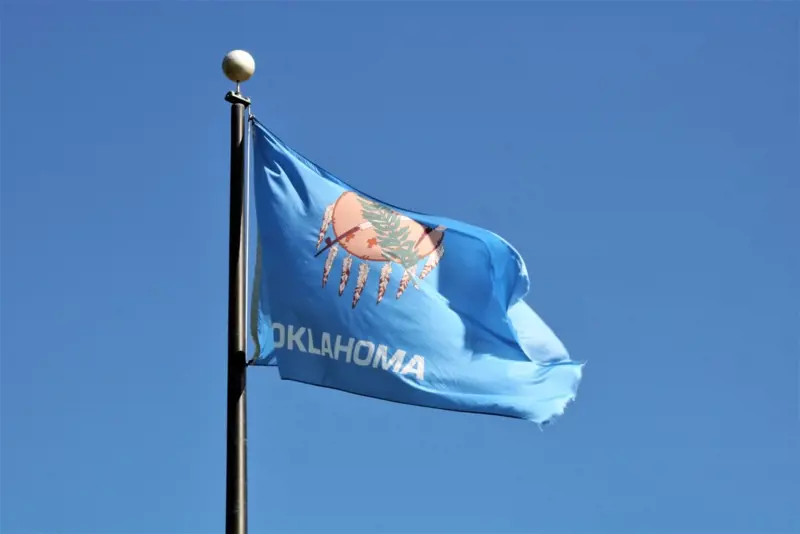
top-left (222, 50), bottom-right (255, 534)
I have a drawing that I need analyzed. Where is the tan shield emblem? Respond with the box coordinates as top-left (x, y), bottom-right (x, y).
top-left (315, 192), bottom-right (445, 308)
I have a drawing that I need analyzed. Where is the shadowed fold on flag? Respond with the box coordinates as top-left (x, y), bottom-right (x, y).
top-left (248, 118), bottom-right (584, 425)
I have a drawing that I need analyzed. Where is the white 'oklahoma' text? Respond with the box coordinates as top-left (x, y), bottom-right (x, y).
top-left (271, 323), bottom-right (425, 381)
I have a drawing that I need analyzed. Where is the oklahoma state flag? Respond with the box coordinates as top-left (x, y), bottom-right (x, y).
top-left (249, 119), bottom-right (583, 425)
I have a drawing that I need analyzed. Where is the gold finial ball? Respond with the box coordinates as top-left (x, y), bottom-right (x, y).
top-left (222, 50), bottom-right (255, 83)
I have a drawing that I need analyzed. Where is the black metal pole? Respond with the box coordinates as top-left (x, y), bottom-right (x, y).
top-left (225, 88), bottom-right (250, 534)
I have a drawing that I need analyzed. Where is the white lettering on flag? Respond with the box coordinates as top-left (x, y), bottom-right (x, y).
top-left (353, 340), bottom-right (374, 366)
top-left (320, 332), bottom-right (333, 359)
top-left (287, 325), bottom-right (306, 352)
top-left (270, 322), bottom-right (426, 381)
top-left (334, 335), bottom-right (354, 362)
top-left (307, 328), bottom-right (322, 355)
top-left (373, 345), bottom-right (405, 372)
top-left (272, 324), bottom-right (285, 348)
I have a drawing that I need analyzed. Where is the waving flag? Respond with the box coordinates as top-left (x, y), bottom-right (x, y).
top-left (249, 119), bottom-right (583, 424)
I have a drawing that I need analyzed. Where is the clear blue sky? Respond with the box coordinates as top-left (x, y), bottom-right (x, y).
top-left (2, 2), bottom-right (798, 533)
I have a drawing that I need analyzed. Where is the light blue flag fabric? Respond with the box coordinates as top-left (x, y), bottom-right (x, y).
top-left (249, 119), bottom-right (584, 424)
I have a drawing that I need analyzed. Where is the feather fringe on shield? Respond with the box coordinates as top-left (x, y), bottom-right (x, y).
top-left (352, 262), bottom-right (369, 308)
top-left (377, 263), bottom-right (392, 303)
top-left (322, 245), bottom-right (338, 287)
top-left (339, 255), bottom-right (352, 296)
top-left (316, 205), bottom-right (333, 250)
top-left (396, 265), bottom-right (417, 299)
top-left (419, 243), bottom-right (444, 281)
